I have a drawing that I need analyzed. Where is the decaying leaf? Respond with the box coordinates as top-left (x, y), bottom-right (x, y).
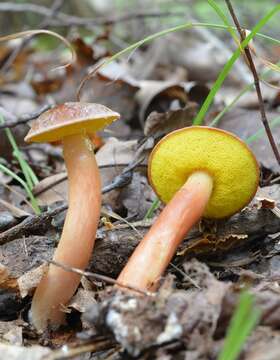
top-left (0, 263), bottom-right (18, 292)
top-left (0, 320), bottom-right (24, 345)
top-left (81, 60), bottom-right (140, 122)
top-left (136, 80), bottom-right (188, 125)
top-left (144, 102), bottom-right (197, 137)
top-left (217, 108), bottom-right (280, 173)
top-left (17, 264), bottom-right (46, 298)
top-left (83, 261), bottom-right (229, 357)
top-left (0, 344), bottom-right (51, 360)
top-left (68, 288), bottom-right (96, 313)
top-left (120, 172), bottom-right (156, 219)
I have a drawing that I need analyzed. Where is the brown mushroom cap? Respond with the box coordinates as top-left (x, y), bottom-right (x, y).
top-left (25, 102), bottom-right (120, 143)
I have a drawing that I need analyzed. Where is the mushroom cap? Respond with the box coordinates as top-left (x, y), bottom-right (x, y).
top-left (25, 102), bottom-right (120, 143)
top-left (148, 126), bottom-right (259, 219)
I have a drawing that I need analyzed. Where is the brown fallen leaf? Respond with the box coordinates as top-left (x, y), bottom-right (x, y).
top-left (17, 264), bottom-right (46, 298)
top-left (245, 327), bottom-right (280, 360)
top-left (136, 80), bottom-right (188, 125)
top-left (144, 102), bottom-right (197, 137)
top-left (68, 288), bottom-right (96, 313)
top-left (81, 60), bottom-right (140, 122)
top-left (0, 262), bottom-right (18, 292)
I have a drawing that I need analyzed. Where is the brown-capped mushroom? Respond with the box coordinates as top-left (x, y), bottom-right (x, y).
top-left (25, 102), bottom-right (119, 330)
top-left (117, 126), bottom-right (259, 291)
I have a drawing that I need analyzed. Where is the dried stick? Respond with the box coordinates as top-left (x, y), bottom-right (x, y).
top-left (0, 3), bottom-right (185, 28)
top-left (225, 0), bottom-right (280, 166)
top-left (48, 259), bottom-right (153, 296)
top-left (0, 0), bottom-right (65, 72)
top-left (45, 340), bottom-right (117, 360)
top-left (0, 104), bottom-right (51, 130)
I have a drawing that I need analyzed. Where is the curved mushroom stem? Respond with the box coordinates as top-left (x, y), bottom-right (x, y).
top-left (117, 171), bottom-right (213, 291)
top-left (31, 134), bottom-right (101, 331)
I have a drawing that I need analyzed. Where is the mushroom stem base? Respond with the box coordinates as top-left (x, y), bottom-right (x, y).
top-left (30, 134), bottom-right (101, 331)
top-left (117, 171), bottom-right (213, 291)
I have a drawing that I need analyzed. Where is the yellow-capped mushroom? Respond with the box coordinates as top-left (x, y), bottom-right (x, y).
top-left (117, 126), bottom-right (259, 291)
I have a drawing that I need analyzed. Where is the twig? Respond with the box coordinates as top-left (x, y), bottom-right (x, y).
top-left (169, 263), bottom-right (201, 289)
top-left (0, 104), bottom-right (51, 130)
top-left (225, 0), bottom-right (280, 167)
top-left (102, 155), bottom-right (146, 194)
top-left (0, 0), bottom-right (65, 72)
top-left (48, 259), bottom-right (153, 296)
top-left (0, 3), bottom-right (185, 28)
top-left (0, 181), bottom-right (33, 214)
top-left (45, 340), bottom-right (117, 360)
top-left (0, 154), bottom-right (147, 245)
top-left (0, 203), bottom-right (67, 245)
top-left (1, 190), bottom-right (280, 277)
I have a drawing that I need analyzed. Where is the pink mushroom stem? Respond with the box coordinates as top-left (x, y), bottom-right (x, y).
top-left (117, 171), bottom-right (213, 291)
top-left (31, 134), bottom-right (101, 330)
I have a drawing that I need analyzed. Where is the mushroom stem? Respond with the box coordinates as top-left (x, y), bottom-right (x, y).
top-left (117, 171), bottom-right (213, 291)
top-left (31, 134), bottom-right (101, 330)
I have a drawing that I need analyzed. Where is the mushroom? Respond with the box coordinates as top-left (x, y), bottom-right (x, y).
top-left (25, 102), bottom-right (120, 330)
top-left (117, 126), bottom-right (259, 291)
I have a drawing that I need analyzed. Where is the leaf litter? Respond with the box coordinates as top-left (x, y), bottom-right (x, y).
top-left (0, 3), bottom-right (279, 359)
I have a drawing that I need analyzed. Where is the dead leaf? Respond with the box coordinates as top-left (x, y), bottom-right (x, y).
top-left (144, 102), bottom-right (197, 137)
top-left (81, 60), bottom-right (139, 122)
top-left (120, 172), bottom-right (156, 219)
top-left (0, 263), bottom-right (18, 291)
top-left (216, 108), bottom-right (280, 173)
top-left (0, 344), bottom-right (51, 360)
top-left (68, 288), bottom-right (96, 313)
top-left (136, 80), bottom-right (188, 125)
top-left (96, 137), bottom-right (138, 167)
top-left (245, 328), bottom-right (280, 360)
top-left (33, 173), bottom-right (67, 206)
top-left (84, 260), bottom-right (229, 357)
top-left (2, 327), bottom-right (22, 346)
top-left (0, 236), bottom-right (54, 278)
top-left (17, 264), bottom-right (46, 298)
top-left (0, 320), bottom-right (25, 346)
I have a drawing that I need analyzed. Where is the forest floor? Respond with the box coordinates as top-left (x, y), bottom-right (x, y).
top-left (0, 2), bottom-right (280, 359)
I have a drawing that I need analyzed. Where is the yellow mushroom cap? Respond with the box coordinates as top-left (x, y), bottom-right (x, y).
top-left (25, 102), bottom-right (120, 143)
top-left (148, 126), bottom-right (259, 219)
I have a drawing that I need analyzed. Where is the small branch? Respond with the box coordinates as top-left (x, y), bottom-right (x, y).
top-left (0, 104), bottom-right (51, 130)
top-left (225, 0), bottom-right (280, 167)
top-left (46, 340), bottom-right (117, 360)
top-left (0, 204), bottom-right (67, 245)
top-left (49, 259), bottom-right (153, 296)
top-left (0, 0), bottom-right (65, 72)
top-left (102, 155), bottom-right (146, 194)
top-left (0, 3), bottom-right (185, 28)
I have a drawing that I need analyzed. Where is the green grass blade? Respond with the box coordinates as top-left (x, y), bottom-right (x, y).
top-left (207, 0), bottom-right (239, 43)
top-left (209, 84), bottom-right (252, 127)
top-left (246, 115), bottom-right (280, 144)
top-left (193, 4), bottom-right (280, 125)
top-left (5, 127), bottom-right (38, 189)
top-left (0, 115), bottom-right (39, 189)
top-left (197, 23), bottom-right (280, 45)
top-left (0, 163), bottom-right (40, 214)
top-left (210, 59), bottom-right (280, 127)
top-left (78, 19), bottom-right (280, 97)
top-left (144, 198), bottom-right (160, 220)
top-left (218, 291), bottom-right (260, 360)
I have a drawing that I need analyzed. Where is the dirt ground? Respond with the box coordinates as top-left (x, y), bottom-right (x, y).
top-left (0, 1), bottom-right (280, 359)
